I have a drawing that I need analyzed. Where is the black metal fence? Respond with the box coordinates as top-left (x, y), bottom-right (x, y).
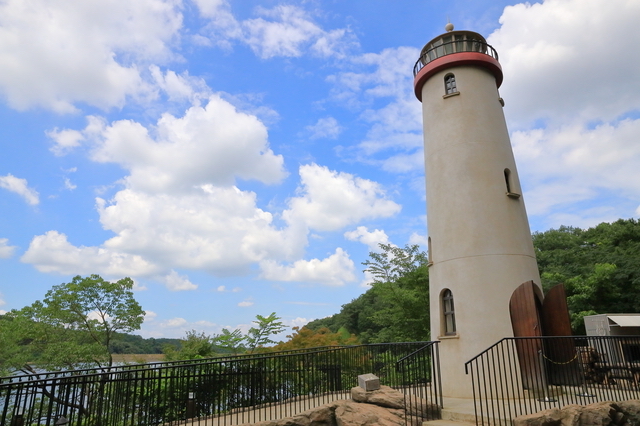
top-left (397, 342), bottom-right (442, 425)
top-left (1, 342), bottom-right (439, 426)
top-left (465, 336), bottom-right (640, 426)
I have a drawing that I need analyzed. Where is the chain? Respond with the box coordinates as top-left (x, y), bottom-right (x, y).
top-left (540, 351), bottom-right (578, 365)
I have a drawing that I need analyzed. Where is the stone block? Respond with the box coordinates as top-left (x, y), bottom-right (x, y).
top-left (357, 373), bottom-right (380, 391)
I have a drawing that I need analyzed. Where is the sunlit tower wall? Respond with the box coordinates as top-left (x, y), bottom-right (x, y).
top-left (413, 24), bottom-right (542, 398)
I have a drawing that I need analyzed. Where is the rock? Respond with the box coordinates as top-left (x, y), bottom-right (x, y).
top-left (617, 400), bottom-right (640, 425)
top-left (350, 385), bottom-right (405, 409)
top-left (513, 401), bottom-right (640, 426)
top-left (513, 407), bottom-right (562, 426)
top-left (578, 401), bottom-right (617, 426)
top-left (558, 404), bottom-right (583, 426)
top-left (335, 400), bottom-right (405, 426)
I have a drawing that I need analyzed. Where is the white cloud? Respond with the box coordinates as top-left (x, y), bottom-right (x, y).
top-left (96, 187), bottom-right (296, 274)
top-left (238, 300), bottom-right (254, 307)
top-left (0, 238), bottom-right (17, 258)
top-left (344, 226), bottom-right (390, 252)
top-left (149, 65), bottom-right (210, 103)
top-left (144, 311), bottom-right (158, 322)
top-left (0, 292), bottom-right (5, 306)
top-left (88, 95), bottom-right (286, 192)
top-left (284, 164), bottom-right (401, 232)
top-left (21, 230), bottom-right (161, 276)
top-left (196, 3), bottom-right (358, 59)
top-left (408, 232), bottom-right (428, 247)
top-left (47, 129), bottom-right (84, 156)
top-left (162, 270), bottom-right (198, 291)
top-left (285, 317), bottom-right (309, 329)
top-left (490, 0), bottom-right (640, 126)
top-left (260, 248), bottom-right (356, 286)
top-left (162, 317), bottom-right (188, 328)
top-left (0, 174), bottom-right (39, 205)
top-left (305, 117), bottom-right (342, 140)
top-left (63, 178), bottom-right (77, 191)
top-left (0, 0), bottom-right (182, 112)
top-left (328, 47), bottom-right (423, 172)
top-left (513, 119), bottom-right (640, 220)
top-left (217, 285), bottom-right (226, 292)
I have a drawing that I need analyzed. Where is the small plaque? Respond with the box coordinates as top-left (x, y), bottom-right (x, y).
top-left (357, 373), bottom-right (380, 391)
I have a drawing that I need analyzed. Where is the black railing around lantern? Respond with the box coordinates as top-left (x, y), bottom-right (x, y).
top-left (413, 39), bottom-right (499, 77)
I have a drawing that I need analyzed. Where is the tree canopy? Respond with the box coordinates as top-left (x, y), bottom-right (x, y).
top-left (307, 244), bottom-right (430, 343)
top-left (533, 218), bottom-right (640, 333)
top-left (0, 274), bottom-right (145, 374)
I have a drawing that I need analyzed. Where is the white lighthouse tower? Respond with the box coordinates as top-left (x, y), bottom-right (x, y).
top-left (414, 24), bottom-right (542, 398)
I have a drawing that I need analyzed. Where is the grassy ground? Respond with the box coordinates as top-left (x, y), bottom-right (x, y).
top-left (111, 354), bottom-right (166, 364)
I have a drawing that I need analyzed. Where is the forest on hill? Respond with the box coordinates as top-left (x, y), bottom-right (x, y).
top-left (307, 218), bottom-right (640, 339)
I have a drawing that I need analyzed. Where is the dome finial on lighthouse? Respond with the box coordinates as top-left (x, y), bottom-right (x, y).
top-left (445, 19), bottom-right (454, 32)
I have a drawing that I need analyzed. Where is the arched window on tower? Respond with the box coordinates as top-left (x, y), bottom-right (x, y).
top-left (444, 74), bottom-right (457, 95)
top-left (442, 289), bottom-right (456, 336)
top-left (504, 168), bottom-right (521, 199)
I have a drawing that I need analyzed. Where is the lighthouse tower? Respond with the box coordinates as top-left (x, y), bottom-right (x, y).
top-left (414, 24), bottom-right (541, 398)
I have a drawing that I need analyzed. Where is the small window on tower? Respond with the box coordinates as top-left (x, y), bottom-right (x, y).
top-left (444, 74), bottom-right (457, 95)
top-left (442, 289), bottom-right (456, 336)
top-left (504, 168), bottom-right (521, 199)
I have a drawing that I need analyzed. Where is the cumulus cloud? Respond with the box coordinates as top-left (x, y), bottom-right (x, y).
top-left (490, 0), bottom-right (640, 126)
top-left (284, 164), bottom-right (401, 232)
top-left (513, 119), bottom-right (640, 223)
top-left (0, 0), bottom-right (182, 112)
top-left (238, 299), bottom-right (254, 307)
top-left (344, 226), bottom-right (390, 251)
top-left (260, 248), bottom-right (356, 286)
top-left (86, 95), bottom-right (286, 192)
top-left (162, 270), bottom-right (198, 291)
top-left (0, 174), bottom-right (39, 205)
top-left (21, 230), bottom-right (161, 276)
top-left (0, 238), bottom-right (17, 258)
top-left (195, 2), bottom-right (358, 59)
top-left (305, 117), bottom-right (342, 140)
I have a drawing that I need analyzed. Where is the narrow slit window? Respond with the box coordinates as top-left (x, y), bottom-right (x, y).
top-left (504, 168), bottom-right (521, 198)
top-left (504, 168), bottom-right (512, 193)
top-left (442, 289), bottom-right (456, 336)
top-left (427, 237), bottom-right (433, 265)
top-left (444, 74), bottom-right (457, 95)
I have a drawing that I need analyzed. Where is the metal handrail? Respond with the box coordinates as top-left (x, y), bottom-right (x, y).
top-left (464, 335), bottom-right (640, 426)
top-left (413, 39), bottom-right (499, 76)
top-left (0, 342), bottom-right (436, 426)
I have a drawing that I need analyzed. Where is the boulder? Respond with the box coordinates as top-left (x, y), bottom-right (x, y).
top-left (335, 400), bottom-right (404, 426)
top-left (351, 385), bottom-right (405, 409)
top-left (617, 400), bottom-right (640, 425)
top-left (513, 407), bottom-right (562, 426)
top-left (249, 386), bottom-right (432, 426)
top-left (514, 400), bottom-right (640, 426)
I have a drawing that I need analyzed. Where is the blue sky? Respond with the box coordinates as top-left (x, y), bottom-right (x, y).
top-left (1, 0), bottom-right (639, 339)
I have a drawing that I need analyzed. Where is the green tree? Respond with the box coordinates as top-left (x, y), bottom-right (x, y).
top-left (164, 330), bottom-right (216, 361)
top-left (1, 274), bottom-right (145, 373)
top-left (534, 219), bottom-right (640, 334)
top-left (246, 312), bottom-right (286, 353)
top-left (308, 244), bottom-right (430, 343)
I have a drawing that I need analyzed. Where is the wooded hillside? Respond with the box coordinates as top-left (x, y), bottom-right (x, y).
top-left (308, 218), bottom-right (640, 338)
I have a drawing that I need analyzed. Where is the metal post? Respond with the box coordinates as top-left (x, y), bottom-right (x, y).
top-left (186, 392), bottom-right (196, 419)
top-left (537, 350), bottom-right (556, 403)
